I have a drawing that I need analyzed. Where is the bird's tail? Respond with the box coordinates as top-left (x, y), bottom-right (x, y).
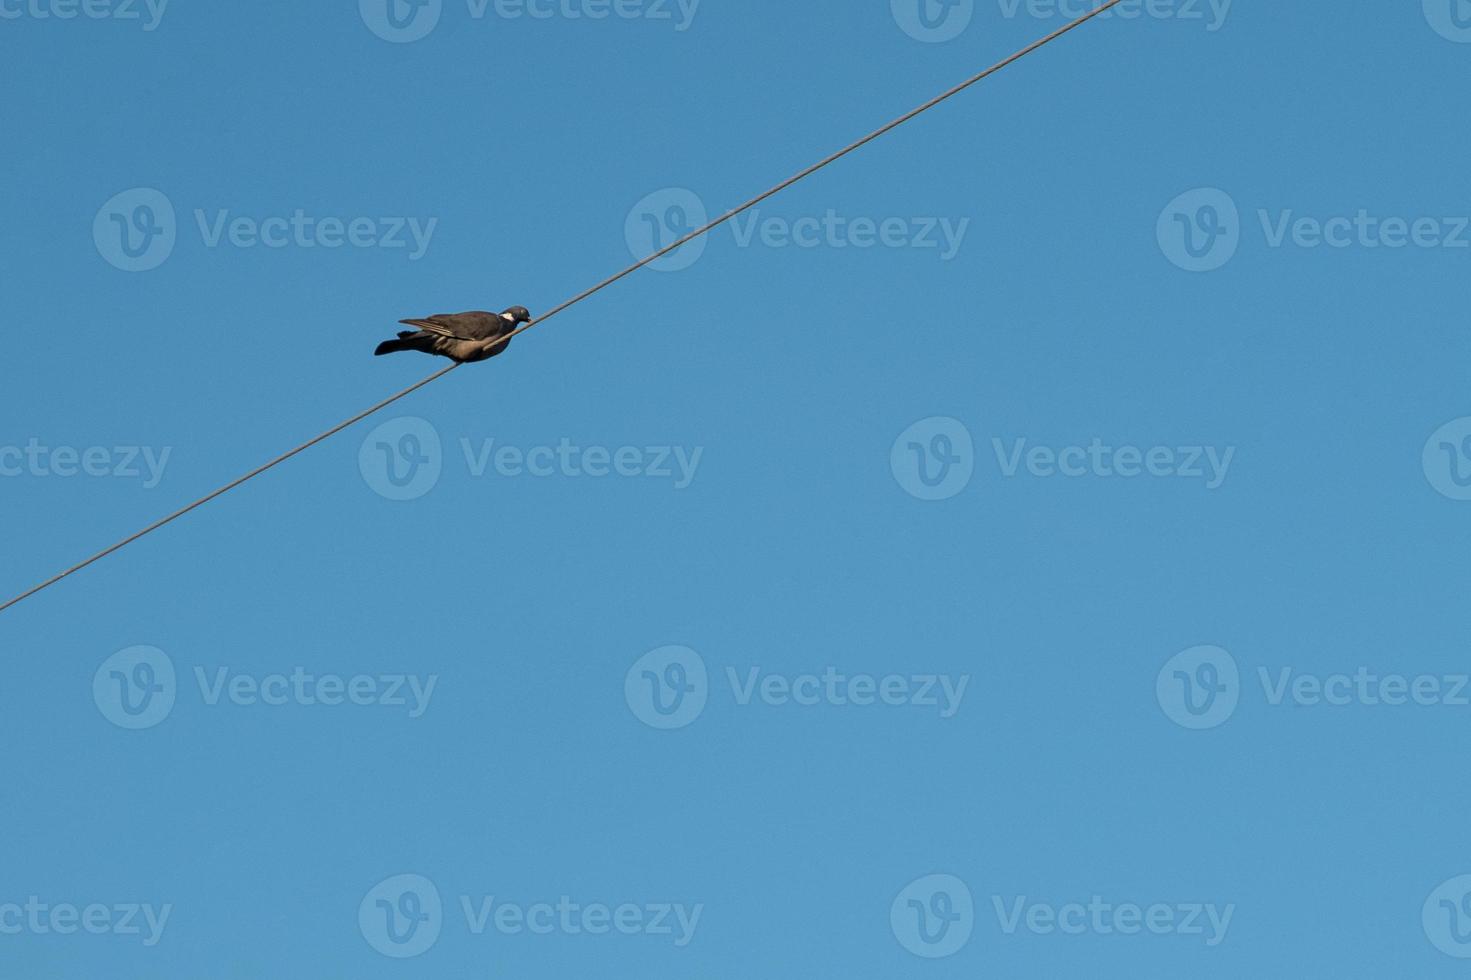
top-left (374, 331), bottom-right (431, 357)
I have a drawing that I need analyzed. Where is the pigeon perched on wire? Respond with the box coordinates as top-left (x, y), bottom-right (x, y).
top-left (374, 307), bottom-right (532, 363)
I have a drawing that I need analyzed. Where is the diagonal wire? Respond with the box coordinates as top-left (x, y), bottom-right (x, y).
top-left (0, 363), bottom-right (461, 614)
top-left (0, 0), bottom-right (1129, 616)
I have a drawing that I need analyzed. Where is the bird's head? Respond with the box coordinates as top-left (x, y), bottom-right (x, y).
top-left (501, 306), bottom-right (533, 326)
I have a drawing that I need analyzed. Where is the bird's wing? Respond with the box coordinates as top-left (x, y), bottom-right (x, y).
top-left (398, 312), bottom-right (502, 341)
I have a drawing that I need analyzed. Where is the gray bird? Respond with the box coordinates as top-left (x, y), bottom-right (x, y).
top-left (375, 306), bottom-right (532, 362)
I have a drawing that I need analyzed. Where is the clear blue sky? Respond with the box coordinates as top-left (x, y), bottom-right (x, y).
top-left (3, 1), bottom-right (1470, 976)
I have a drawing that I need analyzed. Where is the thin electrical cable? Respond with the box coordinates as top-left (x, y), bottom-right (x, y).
top-left (0, 0), bottom-right (1129, 616)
